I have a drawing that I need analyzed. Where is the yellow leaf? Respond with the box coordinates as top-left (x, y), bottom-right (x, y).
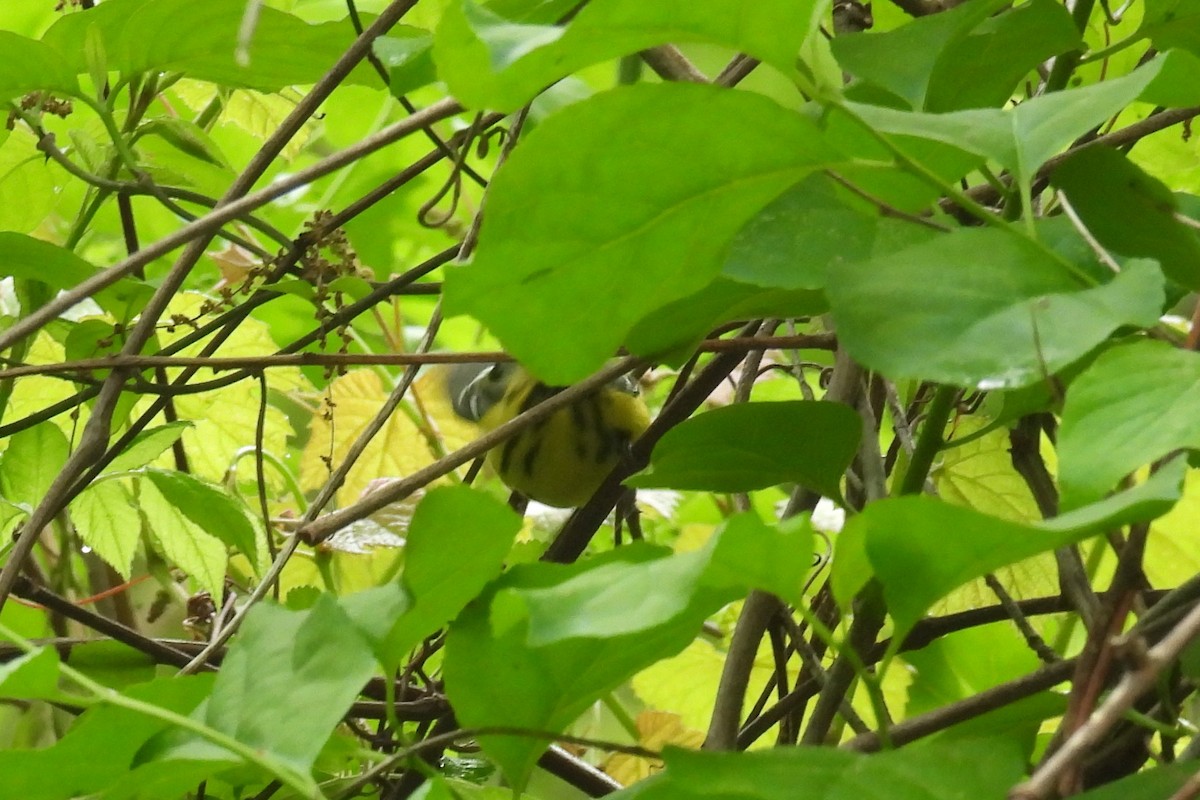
top-left (301, 369), bottom-right (444, 505)
top-left (632, 638), bottom-right (774, 736)
top-left (1148, 469), bottom-right (1200, 586)
top-left (603, 710), bottom-right (704, 786)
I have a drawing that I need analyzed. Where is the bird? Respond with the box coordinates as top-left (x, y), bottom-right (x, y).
top-left (443, 361), bottom-right (651, 508)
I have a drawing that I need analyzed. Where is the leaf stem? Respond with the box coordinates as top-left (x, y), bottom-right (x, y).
top-left (897, 385), bottom-right (957, 496)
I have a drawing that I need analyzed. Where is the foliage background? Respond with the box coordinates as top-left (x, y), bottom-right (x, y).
top-left (1, 0), bottom-right (1200, 798)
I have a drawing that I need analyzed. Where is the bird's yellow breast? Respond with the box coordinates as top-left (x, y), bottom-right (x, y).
top-left (479, 378), bottom-right (650, 508)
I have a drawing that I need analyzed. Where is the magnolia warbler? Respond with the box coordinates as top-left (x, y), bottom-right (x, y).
top-left (445, 362), bottom-right (651, 508)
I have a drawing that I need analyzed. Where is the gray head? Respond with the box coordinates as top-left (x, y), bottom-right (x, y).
top-left (446, 362), bottom-right (520, 422)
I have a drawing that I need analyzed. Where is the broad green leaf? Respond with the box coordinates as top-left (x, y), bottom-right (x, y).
top-left (1059, 339), bottom-right (1200, 509)
top-left (136, 118), bottom-right (228, 167)
top-left (0, 672), bottom-right (214, 800)
top-left (703, 514), bottom-right (814, 607)
top-left (626, 278), bottom-right (827, 364)
top-left (924, 0), bottom-right (1080, 112)
top-left (0, 232), bottom-right (151, 316)
top-left (845, 55), bottom-right (1167, 190)
top-left (381, 486), bottom-right (522, 667)
top-left (142, 469), bottom-right (258, 562)
top-left (0, 136), bottom-right (61, 234)
top-left (70, 480), bottom-right (142, 577)
top-left (1052, 146), bottom-right (1200, 288)
top-left (831, 0), bottom-right (1011, 109)
top-left (138, 475), bottom-right (227, 598)
top-left (41, 0), bottom-right (370, 92)
top-left (610, 738), bottom-right (1025, 799)
top-left (721, 173), bottom-right (878, 290)
top-left (1074, 763), bottom-right (1192, 800)
top-left (905, 624), bottom-right (1040, 715)
top-left (1044, 455), bottom-right (1186, 532)
top-left (827, 228), bottom-right (1163, 388)
top-left (629, 401), bottom-right (860, 498)
top-left (0, 647), bottom-right (61, 701)
top-left (0, 31), bottom-right (79, 102)
top-left (171, 598), bottom-right (377, 773)
top-left (1141, 47), bottom-right (1200, 107)
top-left (0, 422), bottom-right (69, 508)
top-left (834, 496), bottom-right (1101, 643)
top-left (434, 0), bottom-right (817, 112)
top-left (103, 422), bottom-right (192, 474)
top-left (444, 82), bottom-right (846, 383)
top-left (445, 516), bottom-right (811, 788)
top-left (1140, 0), bottom-right (1200, 54)
top-left (374, 29), bottom-right (437, 96)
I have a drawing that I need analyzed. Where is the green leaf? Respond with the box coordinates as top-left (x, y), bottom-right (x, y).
top-left (0, 672), bottom-right (214, 800)
top-left (381, 486), bottom-right (522, 667)
top-left (827, 228), bottom-right (1163, 388)
top-left (703, 514), bottom-right (814, 607)
top-left (610, 738), bottom-right (1025, 799)
top-left (1141, 47), bottom-right (1200, 106)
top-left (0, 232), bottom-right (152, 317)
top-left (1052, 146), bottom-right (1200, 289)
top-left (434, 0), bottom-right (817, 112)
top-left (831, 0), bottom-right (1011, 109)
top-left (142, 469), bottom-right (258, 563)
top-left (924, 0), bottom-right (1080, 112)
top-left (445, 516), bottom-right (810, 788)
top-left (1059, 339), bottom-right (1200, 509)
top-left (1074, 763), bottom-right (1193, 800)
top-left (70, 480), bottom-right (142, 577)
top-left (0, 422), bottom-right (70, 509)
top-left (627, 278), bottom-right (827, 364)
top-left (103, 422), bottom-right (192, 474)
top-left (138, 475), bottom-right (228, 598)
top-left (0, 31), bottom-right (79, 102)
top-left (374, 28), bottom-right (437, 96)
top-left (629, 401), bottom-right (860, 498)
top-left (445, 83), bottom-right (846, 383)
top-left (137, 119), bottom-right (228, 167)
top-left (0, 647), bottom-right (61, 701)
top-left (41, 0), bottom-right (369, 93)
top-left (172, 598), bottom-right (377, 773)
top-left (1140, 0), bottom-right (1200, 54)
top-left (833, 496), bottom-right (1103, 643)
top-left (845, 55), bottom-right (1167, 190)
top-left (721, 173), bottom-right (878, 290)
top-left (1044, 455), bottom-right (1186, 532)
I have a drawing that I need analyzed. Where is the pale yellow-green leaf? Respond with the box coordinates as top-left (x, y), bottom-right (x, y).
top-left (933, 416), bottom-right (1059, 608)
top-left (1147, 469), bottom-right (1200, 586)
top-left (850, 654), bottom-right (914, 739)
top-left (632, 638), bottom-right (775, 737)
top-left (935, 417), bottom-right (1039, 523)
top-left (3, 334), bottom-right (84, 445)
top-left (301, 369), bottom-right (446, 506)
top-left (603, 709), bottom-right (704, 786)
top-left (138, 475), bottom-right (227, 598)
top-left (70, 479), bottom-right (141, 577)
top-left (134, 293), bottom-right (304, 482)
top-left (170, 79), bottom-right (316, 161)
top-left (170, 388), bottom-right (295, 482)
top-left (0, 128), bottom-right (59, 233)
